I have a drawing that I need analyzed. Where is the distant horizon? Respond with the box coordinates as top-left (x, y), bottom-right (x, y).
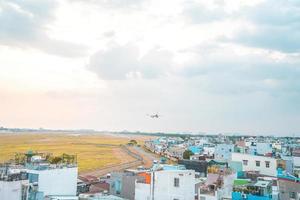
top-left (1, 125), bottom-right (299, 138)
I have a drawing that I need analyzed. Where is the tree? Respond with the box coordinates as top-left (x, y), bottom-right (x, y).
top-left (183, 150), bottom-right (194, 159)
top-left (128, 139), bottom-right (138, 145)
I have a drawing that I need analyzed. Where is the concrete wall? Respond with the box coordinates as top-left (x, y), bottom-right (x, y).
top-left (203, 147), bottom-right (215, 157)
top-left (135, 170), bottom-right (195, 200)
top-left (256, 143), bottom-right (272, 155)
top-left (28, 167), bottom-right (77, 196)
top-left (153, 170), bottom-right (195, 200)
top-left (0, 180), bottom-right (28, 200)
top-left (215, 144), bottom-right (234, 161)
top-left (121, 174), bottom-right (143, 200)
top-left (231, 153), bottom-right (277, 177)
top-left (135, 182), bottom-right (150, 200)
top-left (278, 179), bottom-right (300, 200)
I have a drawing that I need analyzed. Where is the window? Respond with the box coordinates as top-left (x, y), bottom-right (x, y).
top-left (256, 161), bottom-right (260, 167)
top-left (265, 161), bottom-right (270, 168)
top-left (243, 160), bottom-right (248, 166)
top-left (289, 192), bottom-right (296, 199)
top-left (174, 177), bottom-right (180, 187)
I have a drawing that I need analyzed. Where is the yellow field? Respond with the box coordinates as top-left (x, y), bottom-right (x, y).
top-left (0, 133), bottom-right (150, 173)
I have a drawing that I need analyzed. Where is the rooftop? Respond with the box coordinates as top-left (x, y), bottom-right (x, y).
top-left (254, 180), bottom-right (271, 188)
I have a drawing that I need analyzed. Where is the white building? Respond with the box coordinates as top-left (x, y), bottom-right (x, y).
top-left (231, 153), bottom-right (278, 177)
top-left (27, 166), bottom-right (78, 197)
top-left (203, 146), bottom-right (215, 157)
top-left (293, 156), bottom-right (300, 176)
top-left (0, 179), bottom-right (28, 200)
top-left (135, 170), bottom-right (195, 200)
top-left (0, 168), bottom-right (29, 200)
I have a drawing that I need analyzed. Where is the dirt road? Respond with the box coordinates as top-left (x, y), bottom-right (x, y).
top-left (79, 145), bottom-right (159, 177)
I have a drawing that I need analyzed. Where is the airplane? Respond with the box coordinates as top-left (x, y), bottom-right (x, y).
top-left (147, 114), bottom-right (161, 118)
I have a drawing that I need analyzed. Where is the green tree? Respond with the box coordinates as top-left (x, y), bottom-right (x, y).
top-left (183, 150), bottom-right (194, 159)
top-left (128, 139), bottom-right (138, 145)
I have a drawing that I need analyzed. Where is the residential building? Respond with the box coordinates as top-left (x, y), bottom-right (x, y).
top-left (0, 167), bottom-right (29, 200)
top-left (27, 166), bottom-right (78, 199)
top-left (231, 153), bottom-right (278, 177)
top-left (108, 171), bottom-right (144, 200)
top-left (232, 180), bottom-right (273, 200)
top-left (135, 166), bottom-right (196, 200)
top-left (166, 146), bottom-right (186, 160)
top-left (278, 178), bottom-right (300, 200)
top-left (178, 159), bottom-right (208, 177)
top-left (256, 143), bottom-right (273, 156)
top-left (215, 144), bottom-right (234, 161)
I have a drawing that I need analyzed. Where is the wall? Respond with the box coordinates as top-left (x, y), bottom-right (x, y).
top-left (178, 160), bottom-right (207, 177)
top-left (121, 174), bottom-right (143, 200)
top-left (203, 147), bottom-right (215, 156)
top-left (153, 170), bottom-right (195, 200)
top-left (231, 153), bottom-right (277, 177)
top-left (135, 182), bottom-right (150, 200)
top-left (215, 144), bottom-right (234, 161)
top-left (256, 143), bottom-right (272, 156)
top-left (228, 161), bottom-right (243, 173)
top-left (0, 180), bottom-right (28, 200)
top-left (278, 179), bottom-right (300, 200)
top-left (28, 167), bottom-right (77, 196)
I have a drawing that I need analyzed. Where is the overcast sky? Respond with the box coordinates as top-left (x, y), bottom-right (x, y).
top-left (0, 0), bottom-right (299, 135)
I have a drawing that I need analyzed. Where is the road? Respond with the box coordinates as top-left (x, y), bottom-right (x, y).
top-left (128, 146), bottom-right (160, 168)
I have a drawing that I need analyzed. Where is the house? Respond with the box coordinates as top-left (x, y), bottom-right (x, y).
top-left (0, 152), bottom-right (78, 200)
top-left (135, 165), bottom-right (196, 200)
top-left (178, 159), bottom-right (208, 177)
top-left (292, 147), bottom-right (300, 157)
top-left (277, 177), bottom-right (300, 200)
top-left (256, 143), bottom-right (273, 156)
top-left (25, 152), bottom-right (78, 200)
top-left (231, 153), bottom-right (279, 177)
top-left (107, 171), bottom-right (144, 200)
top-left (234, 141), bottom-right (247, 154)
top-left (293, 156), bottom-right (300, 176)
top-left (166, 146), bottom-right (186, 159)
top-left (232, 180), bottom-right (273, 200)
top-left (26, 165), bottom-right (78, 199)
top-left (198, 171), bottom-right (235, 200)
top-left (203, 144), bottom-right (215, 158)
top-left (188, 146), bottom-right (203, 155)
top-left (214, 144), bottom-right (234, 161)
top-left (0, 168), bottom-right (29, 200)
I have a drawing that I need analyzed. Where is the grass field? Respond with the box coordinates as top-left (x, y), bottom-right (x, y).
top-left (0, 132), bottom-right (151, 172)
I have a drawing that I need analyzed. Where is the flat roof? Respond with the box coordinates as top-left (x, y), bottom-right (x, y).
top-left (254, 181), bottom-right (271, 188)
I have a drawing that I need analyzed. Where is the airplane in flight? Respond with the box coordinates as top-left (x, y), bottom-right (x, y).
top-left (147, 113), bottom-right (161, 118)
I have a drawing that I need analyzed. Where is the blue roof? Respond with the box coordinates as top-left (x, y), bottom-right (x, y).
top-left (188, 146), bottom-right (202, 154)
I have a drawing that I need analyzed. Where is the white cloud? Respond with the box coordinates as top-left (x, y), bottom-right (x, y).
top-left (88, 44), bottom-right (174, 79)
top-left (0, 0), bottom-right (300, 135)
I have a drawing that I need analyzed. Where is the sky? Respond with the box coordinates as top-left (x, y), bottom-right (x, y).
top-left (0, 0), bottom-right (299, 135)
